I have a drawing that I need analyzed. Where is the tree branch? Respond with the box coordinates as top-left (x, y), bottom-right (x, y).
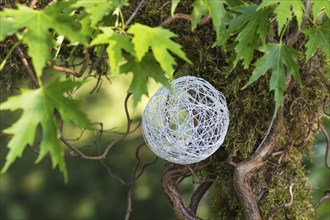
top-left (162, 165), bottom-right (199, 220)
top-left (233, 103), bottom-right (285, 220)
top-left (189, 181), bottom-right (213, 215)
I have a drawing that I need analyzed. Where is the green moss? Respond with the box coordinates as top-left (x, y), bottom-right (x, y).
top-left (123, 0), bottom-right (329, 219)
top-left (2, 0), bottom-right (329, 219)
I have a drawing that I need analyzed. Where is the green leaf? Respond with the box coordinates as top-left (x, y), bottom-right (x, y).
top-left (258, 0), bottom-right (305, 35)
top-left (220, 4), bottom-right (274, 68)
top-left (191, 0), bottom-right (227, 40)
top-left (310, 0), bottom-right (330, 21)
top-left (243, 43), bottom-right (300, 112)
top-left (171, 0), bottom-right (181, 16)
top-left (120, 54), bottom-right (170, 106)
top-left (91, 27), bottom-right (134, 74)
top-left (72, 0), bottom-right (127, 27)
top-left (0, 79), bottom-right (91, 182)
top-left (128, 23), bottom-right (191, 78)
top-left (0, 2), bottom-right (88, 78)
top-left (304, 20), bottom-right (330, 60)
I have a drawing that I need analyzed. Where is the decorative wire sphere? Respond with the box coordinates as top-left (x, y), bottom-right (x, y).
top-left (142, 76), bottom-right (229, 164)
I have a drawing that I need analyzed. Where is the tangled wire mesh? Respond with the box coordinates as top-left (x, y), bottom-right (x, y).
top-left (142, 76), bottom-right (229, 164)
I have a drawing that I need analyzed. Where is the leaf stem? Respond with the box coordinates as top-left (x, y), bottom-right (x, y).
top-left (279, 23), bottom-right (288, 44)
top-left (0, 41), bottom-right (20, 71)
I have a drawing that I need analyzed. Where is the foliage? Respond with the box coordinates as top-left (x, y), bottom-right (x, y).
top-left (243, 43), bottom-right (301, 111)
top-left (0, 0), bottom-right (330, 219)
top-left (0, 79), bottom-right (90, 182)
top-left (0, 2), bottom-right (89, 78)
top-left (304, 20), bottom-right (330, 60)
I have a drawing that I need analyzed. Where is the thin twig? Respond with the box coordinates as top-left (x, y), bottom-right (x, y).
top-left (255, 113), bottom-right (276, 152)
top-left (49, 52), bottom-right (90, 78)
top-left (125, 0), bottom-right (147, 28)
top-left (319, 123), bottom-right (330, 169)
top-left (16, 47), bottom-right (40, 88)
top-left (124, 143), bottom-right (145, 220)
top-left (266, 183), bottom-right (294, 220)
top-left (100, 159), bottom-right (129, 184)
top-left (226, 153), bottom-right (238, 167)
top-left (161, 13), bottom-right (192, 27)
top-left (61, 93), bottom-right (133, 160)
top-left (314, 189), bottom-right (330, 210)
top-left (125, 143), bottom-right (159, 220)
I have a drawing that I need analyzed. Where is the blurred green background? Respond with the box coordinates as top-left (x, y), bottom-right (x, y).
top-left (0, 72), bottom-right (329, 220)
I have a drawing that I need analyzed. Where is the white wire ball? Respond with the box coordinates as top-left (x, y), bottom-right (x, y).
top-left (142, 76), bottom-right (229, 164)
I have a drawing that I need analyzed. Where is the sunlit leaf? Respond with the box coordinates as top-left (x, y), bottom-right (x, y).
top-left (171, 0), bottom-right (181, 15)
top-left (310, 0), bottom-right (330, 21)
top-left (191, 0), bottom-right (227, 40)
top-left (91, 27), bottom-right (134, 74)
top-left (0, 2), bottom-right (88, 78)
top-left (120, 54), bottom-right (170, 106)
top-left (128, 23), bottom-right (191, 78)
top-left (72, 0), bottom-right (127, 26)
top-left (0, 79), bottom-right (91, 182)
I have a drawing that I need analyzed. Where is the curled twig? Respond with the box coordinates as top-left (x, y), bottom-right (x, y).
top-left (161, 13), bottom-right (192, 27)
top-left (314, 189), bottom-right (330, 210)
top-left (266, 183), bottom-right (294, 220)
top-left (100, 159), bottom-right (129, 185)
top-left (289, 96), bottom-right (319, 147)
top-left (125, 143), bottom-right (158, 220)
top-left (49, 52), bottom-right (90, 78)
top-left (61, 93), bottom-right (133, 160)
top-left (319, 123), bottom-right (330, 169)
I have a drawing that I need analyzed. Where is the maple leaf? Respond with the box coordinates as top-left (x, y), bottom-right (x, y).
top-left (120, 54), bottom-right (170, 106)
top-left (243, 43), bottom-right (301, 112)
top-left (191, 0), bottom-right (227, 40)
top-left (0, 2), bottom-right (88, 78)
top-left (0, 79), bottom-right (91, 182)
top-left (72, 0), bottom-right (127, 26)
top-left (258, 0), bottom-right (305, 35)
top-left (127, 23), bottom-right (191, 78)
top-left (219, 4), bottom-right (274, 68)
top-left (91, 27), bottom-right (134, 74)
top-left (310, 0), bottom-right (330, 21)
top-left (304, 20), bottom-right (330, 61)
